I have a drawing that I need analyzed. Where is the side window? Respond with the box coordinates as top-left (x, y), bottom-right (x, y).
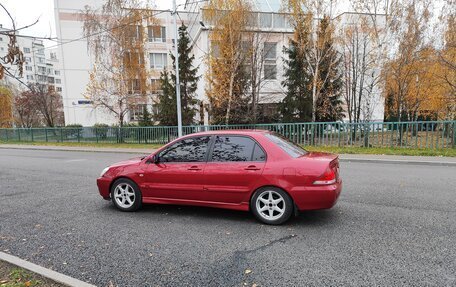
top-left (211, 136), bottom-right (257, 162)
top-left (252, 144), bottom-right (266, 161)
top-left (159, 136), bottom-right (210, 162)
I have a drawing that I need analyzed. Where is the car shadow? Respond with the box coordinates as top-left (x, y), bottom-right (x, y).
top-left (102, 202), bottom-right (339, 226)
top-left (140, 203), bottom-right (254, 223)
top-left (291, 209), bottom-right (340, 226)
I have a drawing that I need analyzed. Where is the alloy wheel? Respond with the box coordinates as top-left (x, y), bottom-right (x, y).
top-left (255, 190), bottom-right (285, 221)
top-left (113, 183), bottom-right (135, 209)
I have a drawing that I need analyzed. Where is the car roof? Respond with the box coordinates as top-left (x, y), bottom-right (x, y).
top-left (184, 129), bottom-right (272, 137)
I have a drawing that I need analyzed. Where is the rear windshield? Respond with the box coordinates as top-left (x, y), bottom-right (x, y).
top-left (265, 133), bottom-right (307, 158)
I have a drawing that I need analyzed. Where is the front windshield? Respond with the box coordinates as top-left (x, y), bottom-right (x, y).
top-left (265, 133), bottom-right (307, 158)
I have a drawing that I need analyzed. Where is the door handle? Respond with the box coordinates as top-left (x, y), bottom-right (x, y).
top-left (245, 165), bottom-right (261, 171)
top-left (188, 166), bottom-right (201, 171)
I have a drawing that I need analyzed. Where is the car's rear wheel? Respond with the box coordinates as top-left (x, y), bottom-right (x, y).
top-left (111, 178), bottom-right (142, 212)
top-left (251, 187), bottom-right (293, 225)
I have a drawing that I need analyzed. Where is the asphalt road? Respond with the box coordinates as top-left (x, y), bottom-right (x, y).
top-left (0, 148), bottom-right (455, 287)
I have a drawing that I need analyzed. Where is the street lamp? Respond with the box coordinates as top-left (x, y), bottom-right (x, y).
top-left (172, 0), bottom-right (183, 137)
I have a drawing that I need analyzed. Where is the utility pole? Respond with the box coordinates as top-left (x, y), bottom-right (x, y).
top-left (172, 0), bottom-right (183, 137)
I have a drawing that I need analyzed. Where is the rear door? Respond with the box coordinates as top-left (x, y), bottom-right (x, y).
top-left (203, 135), bottom-right (266, 204)
top-left (144, 136), bottom-right (211, 201)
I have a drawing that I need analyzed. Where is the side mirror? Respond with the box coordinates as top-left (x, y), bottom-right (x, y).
top-left (146, 155), bottom-right (159, 164)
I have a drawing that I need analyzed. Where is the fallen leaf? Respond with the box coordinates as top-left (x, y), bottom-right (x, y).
top-left (244, 269), bottom-right (252, 274)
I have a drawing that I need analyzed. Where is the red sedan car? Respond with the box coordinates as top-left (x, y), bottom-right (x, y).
top-left (97, 130), bottom-right (342, 225)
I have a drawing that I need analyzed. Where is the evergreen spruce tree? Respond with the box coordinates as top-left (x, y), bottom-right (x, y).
top-left (280, 42), bottom-right (313, 122)
top-left (155, 69), bottom-right (177, 125)
top-left (155, 24), bottom-right (199, 125)
top-left (315, 17), bottom-right (344, 122)
top-left (138, 105), bottom-right (153, 126)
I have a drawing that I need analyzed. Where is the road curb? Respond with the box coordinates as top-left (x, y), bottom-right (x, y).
top-left (0, 145), bottom-right (151, 154)
top-left (340, 158), bottom-right (456, 166)
top-left (0, 252), bottom-right (97, 287)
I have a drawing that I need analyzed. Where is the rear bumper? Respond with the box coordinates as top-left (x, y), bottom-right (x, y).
top-left (291, 180), bottom-right (342, 211)
top-left (97, 177), bottom-right (111, 200)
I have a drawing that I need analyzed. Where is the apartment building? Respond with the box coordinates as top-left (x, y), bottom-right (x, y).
top-left (0, 25), bottom-right (64, 94)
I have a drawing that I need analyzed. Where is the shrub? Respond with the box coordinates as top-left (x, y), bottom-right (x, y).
top-left (93, 123), bottom-right (109, 139)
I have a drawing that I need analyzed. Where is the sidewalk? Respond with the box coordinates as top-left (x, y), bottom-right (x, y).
top-left (1, 143), bottom-right (455, 166)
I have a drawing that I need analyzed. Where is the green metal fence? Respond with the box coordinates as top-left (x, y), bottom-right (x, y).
top-left (0, 121), bottom-right (455, 149)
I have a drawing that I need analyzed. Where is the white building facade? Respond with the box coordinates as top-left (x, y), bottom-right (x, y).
top-left (54, 0), bottom-right (385, 126)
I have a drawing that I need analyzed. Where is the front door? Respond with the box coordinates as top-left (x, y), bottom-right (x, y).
top-left (203, 135), bottom-right (266, 204)
top-left (144, 136), bottom-right (211, 201)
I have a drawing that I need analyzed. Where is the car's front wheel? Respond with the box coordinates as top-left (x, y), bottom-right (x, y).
top-left (111, 178), bottom-right (142, 212)
top-left (251, 187), bottom-right (293, 225)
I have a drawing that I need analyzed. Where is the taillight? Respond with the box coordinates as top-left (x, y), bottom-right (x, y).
top-left (313, 166), bottom-right (336, 185)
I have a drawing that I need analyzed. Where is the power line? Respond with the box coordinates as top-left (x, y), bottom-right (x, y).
top-left (176, 12), bottom-right (208, 56)
top-left (28, 9), bottom-right (170, 55)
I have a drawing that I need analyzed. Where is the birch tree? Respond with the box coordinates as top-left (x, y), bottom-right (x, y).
top-left (204, 0), bottom-right (252, 124)
top-left (284, 0), bottom-right (341, 123)
top-left (82, 0), bottom-right (156, 126)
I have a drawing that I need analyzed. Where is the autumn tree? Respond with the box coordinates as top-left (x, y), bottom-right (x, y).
top-left (435, 3), bottom-right (456, 120)
top-left (382, 0), bottom-right (433, 123)
top-left (204, 0), bottom-right (252, 124)
top-left (12, 84), bottom-right (64, 127)
top-left (29, 84), bottom-right (64, 127)
top-left (82, 0), bottom-right (155, 126)
top-left (155, 24), bottom-right (199, 126)
top-left (0, 86), bottom-right (13, 127)
top-left (14, 89), bottom-right (40, 128)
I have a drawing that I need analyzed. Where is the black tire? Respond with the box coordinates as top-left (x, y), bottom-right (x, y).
top-left (110, 178), bottom-right (142, 212)
top-left (250, 187), bottom-right (293, 225)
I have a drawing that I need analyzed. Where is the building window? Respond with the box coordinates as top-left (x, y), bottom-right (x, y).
top-left (259, 13), bottom-right (272, 28)
top-left (38, 66), bottom-right (47, 74)
top-left (37, 57), bottom-right (45, 64)
top-left (149, 53), bottom-right (167, 69)
top-left (26, 75), bottom-right (34, 80)
top-left (127, 25), bottom-right (143, 41)
top-left (55, 70), bottom-right (60, 75)
top-left (50, 52), bottom-right (57, 59)
top-left (48, 77), bottom-right (55, 84)
top-left (263, 42), bottom-right (277, 80)
top-left (24, 57), bottom-right (31, 62)
top-left (56, 87), bottom-right (62, 92)
top-left (23, 47), bottom-right (30, 53)
top-left (129, 104), bottom-right (148, 121)
top-left (124, 51), bottom-right (143, 66)
top-left (55, 78), bottom-right (61, 84)
top-left (25, 66), bottom-right (32, 71)
top-left (273, 14), bottom-right (288, 28)
top-left (37, 75), bottom-right (47, 82)
top-left (127, 79), bottom-right (141, 94)
top-left (151, 78), bottom-right (162, 93)
top-left (148, 26), bottom-right (166, 42)
top-left (37, 48), bottom-right (45, 55)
